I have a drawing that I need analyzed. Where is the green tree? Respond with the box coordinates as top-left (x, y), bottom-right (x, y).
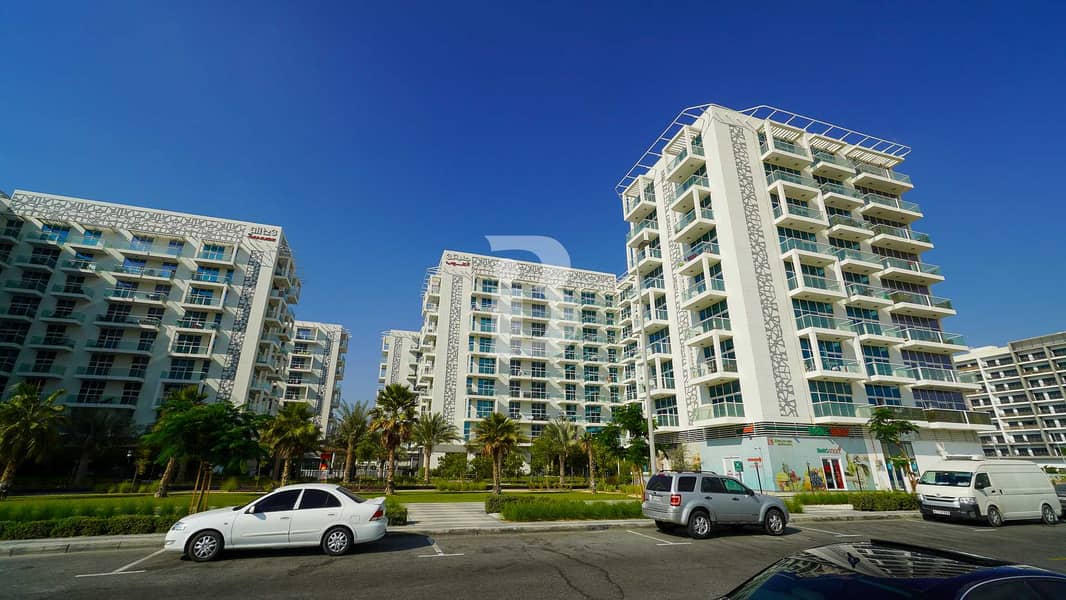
top-left (607, 404), bottom-right (652, 491)
top-left (542, 419), bottom-right (579, 486)
top-left (368, 384), bottom-right (419, 495)
top-left (141, 386), bottom-right (207, 497)
top-left (471, 413), bottom-right (525, 494)
top-left (0, 383), bottom-right (67, 489)
top-left (866, 406), bottom-right (921, 491)
top-left (330, 401), bottom-right (370, 484)
top-left (262, 403), bottom-right (321, 487)
top-left (410, 412), bottom-right (460, 484)
top-left (66, 408), bottom-right (136, 487)
top-left (435, 452), bottom-right (468, 480)
top-left (579, 431), bottom-right (598, 492)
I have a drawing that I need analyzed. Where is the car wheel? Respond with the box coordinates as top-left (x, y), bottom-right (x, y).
top-left (322, 526), bottom-right (353, 556)
top-left (187, 530), bottom-right (223, 562)
top-left (986, 505), bottom-right (1003, 527)
top-left (764, 508), bottom-right (786, 536)
top-left (654, 520), bottom-right (673, 532)
top-left (687, 510), bottom-right (713, 540)
top-left (1041, 504), bottom-right (1058, 525)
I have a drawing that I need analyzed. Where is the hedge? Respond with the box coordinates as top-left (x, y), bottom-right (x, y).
top-left (496, 497), bottom-right (642, 521)
top-left (0, 515), bottom-right (175, 540)
top-left (383, 497), bottom-right (408, 526)
top-left (433, 480), bottom-right (490, 492)
top-left (787, 491), bottom-right (918, 512)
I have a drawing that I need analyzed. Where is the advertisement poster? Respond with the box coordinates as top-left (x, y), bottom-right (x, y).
top-left (766, 437), bottom-right (873, 492)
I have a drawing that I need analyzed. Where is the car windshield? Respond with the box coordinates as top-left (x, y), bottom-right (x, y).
top-left (919, 470), bottom-right (973, 487)
top-left (646, 475), bottom-right (673, 492)
top-left (1055, 483), bottom-right (1066, 495)
top-left (335, 486), bottom-right (366, 503)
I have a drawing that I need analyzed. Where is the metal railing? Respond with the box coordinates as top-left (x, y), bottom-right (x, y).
top-left (795, 314), bottom-right (857, 332)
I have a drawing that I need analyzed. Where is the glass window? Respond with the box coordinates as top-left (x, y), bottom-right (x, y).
top-left (676, 476), bottom-right (696, 492)
top-left (646, 475), bottom-right (672, 492)
top-left (335, 487), bottom-right (365, 504)
top-left (701, 477), bottom-right (726, 493)
top-left (722, 478), bottom-right (747, 494)
top-left (298, 489), bottom-right (341, 509)
top-left (255, 490), bottom-right (301, 513)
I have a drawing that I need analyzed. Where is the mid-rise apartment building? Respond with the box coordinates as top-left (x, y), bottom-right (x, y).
top-left (0, 189), bottom-right (305, 426)
top-left (957, 332), bottom-right (1066, 463)
top-left (412, 251), bottom-right (624, 453)
top-left (378, 329), bottom-right (419, 394)
top-left (614, 103), bottom-right (990, 491)
top-left (286, 321), bottom-right (349, 433)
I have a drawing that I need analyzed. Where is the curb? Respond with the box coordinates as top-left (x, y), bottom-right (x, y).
top-left (791, 511), bottom-right (920, 523)
top-left (0, 534), bottom-right (165, 557)
top-left (390, 519), bottom-right (657, 536)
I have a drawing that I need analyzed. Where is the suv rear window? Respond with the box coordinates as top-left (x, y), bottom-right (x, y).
top-left (647, 475), bottom-right (673, 492)
top-left (677, 476), bottom-right (696, 492)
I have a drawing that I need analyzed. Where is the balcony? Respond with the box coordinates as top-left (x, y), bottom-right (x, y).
top-left (692, 401), bottom-right (745, 422)
top-left (786, 274), bottom-right (845, 302)
top-left (110, 265), bottom-right (176, 281)
top-left (0, 228), bottom-right (22, 243)
top-left (5, 280), bottom-right (48, 296)
top-left (647, 342), bottom-right (671, 359)
top-left (851, 320), bottom-right (905, 345)
top-left (115, 241), bottom-right (183, 258)
top-left (66, 396), bottom-right (138, 411)
top-left (843, 282), bottom-right (894, 308)
top-left (827, 215), bottom-right (873, 241)
top-left (804, 356), bottom-right (865, 381)
top-left (677, 241), bottom-right (721, 276)
top-left (52, 284), bottom-right (95, 300)
top-left (106, 288), bottom-right (167, 304)
top-left (40, 311), bottom-right (85, 325)
top-left (162, 370), bottom-right (207, 383)
top-left (819, 182), bottom-right (865, 210)
top-left (865, 362), bottom-right (918, 384)
top-left (169, 342), bottom-right (212, 358)
top-left (673, 206), bottom-right (715, 243)
top-left (795, 314), bottom-right (857, 340)
top-left (26, 335), bottom-right (76, 351)
top-left (772, 202), bottom-right (825, 232)
top-left (831, 247), bottom-right (884, 274)
top-left (641, 308), bottom-right (670, 333)
top-left (13, 254), bottom-right (57, 270)
top-left (2, 306), bottom-right (37, 322)
top-left (869, 224), bottom-right (933, 253)
top-left (625, 219), bottom-right (659, 248)
top-left (181, 294), bottom-right (225, 311)
top-left (194, 249), bottom-right (235, 265)
top-left (686, 316), bottom-right (732, 347)
top-left (760, 137), bottom-right (812, 169)
top-left (680, 278), bottom-right (727, 311)
top-left (859, 193), bottom-right (922, 224)
top-left (811, 151), bottom-right (856, 179)
top-left (16, 363), bottom-right (65, 378)
top-left (910, 366), bottom-right (982, 392)
top-left (622, 178), bottom-right (657, 222)
top-left (886, 291), bottom-right (956, 317)
top-left (85, 340), bottom-right (155, 355)
top-left (851, 162), bottom-right (913, 195)
top-left (922, 408), bottom-right (994, 431)
top-left (76, 366), bottom-right (147, 381)
top-left (67, 236), bottom-right (107, 251)
top-left (689, 358), bottom-right (739, 386)
top-left (94, 315), bottom-right (161, 329)
top-left (780, 241), bottom-right (835, 270)
top-left (879, 257), bottom-right (944, 284)
top-left (634, 246), bottom-right (662, 274)
top-left (664, 132), bottom-right (706, 183)
top-left (190, 272), bottom-right (234, 286)
top-left (898, 327), bottom-right (967, 352)
top-left (766, 171), bottom-right (819, 201)
top-left (59, 259), bottom-right (99, 273)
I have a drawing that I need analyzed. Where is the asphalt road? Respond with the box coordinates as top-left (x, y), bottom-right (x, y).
top-left (2, 519), bottom-right (1064, 600)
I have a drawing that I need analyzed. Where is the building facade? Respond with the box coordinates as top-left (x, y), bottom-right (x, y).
top-left (615, 104), bottom-right (990, 492)
top-left (413, 251), bottom-right (624, 453)
top-left (0, 189), bottom-right (303, 426)
top-left (378, 329), bottom-right (419, 395)
top-left (286, 321), bottom-right (349, 433)
top-left (957, 333), bottom-right (1066, 464)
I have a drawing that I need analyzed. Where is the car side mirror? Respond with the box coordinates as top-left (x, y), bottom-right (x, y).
top-left (746, 489), bottom-right (755, 496)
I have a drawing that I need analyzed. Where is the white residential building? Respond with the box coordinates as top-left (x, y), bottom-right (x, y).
top-left (378, 329), bottom-right (419, 394)
top-left (286, 320), bottom-right (349, 433)
top-left (957, 333), bottom-right (1066, 465)
top-left (614, 103), bottom-right (991, 492)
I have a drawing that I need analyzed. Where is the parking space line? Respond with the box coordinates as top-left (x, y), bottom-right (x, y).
top-left (75, 549), bottom-right (165, 578)
top-left (798, 526), bottom-right (860, 538)
top-left (626, 529), bottom-right (691, 546)
top-left (417, 538), bottom-right (464, 558)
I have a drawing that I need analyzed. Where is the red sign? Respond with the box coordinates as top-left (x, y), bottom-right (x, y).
top-left (828, 427), bottom-right (850, 437)
top-left (741, 425), bottom-right (754, 435)
top-left (445, 260), bottom-right (470, 267)
top-left (746, 457), bottom-right (762, 463)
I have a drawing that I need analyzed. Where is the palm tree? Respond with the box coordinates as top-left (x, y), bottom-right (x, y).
top-left (542, 419), bottom-right (579, 487)
top-left (867, 406), bottom-right (920, 491)
top-left (368, 384), bottom-right (419, 495)
top-left (262, 402), bottom-right (321, 486)
top-left (472, 413), bottom-right (525, 495)
top-left (0, 383), bottom-right (67, 489)
top-left (579, 430), bottom-right (597, 493)
top-left (330, 401), bottom-right (370, 484)
top-left (411, 412), bottom-right (460, 484)
top-left (67, 408), bottom-right (136, 487)
top-left (143, 386), bottom-right (206, 497)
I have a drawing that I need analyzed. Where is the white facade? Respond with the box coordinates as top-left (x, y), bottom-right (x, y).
top-left (0, 189), bottom-right (304, 426)
top-left (413, 251), bottom-right (623, 451)
top-left (957, 333), bottom-right (1066, 465)
top-left (615, 104), bottom-right (991, 491)
top-left (378, 329), bottom-right (419, 393)
top-left (286, 321), bottom-right (349, 432)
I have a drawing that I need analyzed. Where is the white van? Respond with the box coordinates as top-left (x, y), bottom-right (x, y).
top-left (916, 459), bottom-right (1059, 527)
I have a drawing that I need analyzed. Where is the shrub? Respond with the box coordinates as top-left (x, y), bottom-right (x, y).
top-left (433, 479), bottom-right (488, 492)
top-left (783, 498), bottom-right (804, 514)
top-left (851, 492), bottom-right (917, 511)
top-left (220, 477), bottom-right (241, 492)
top-left (792, 492), bottom-right (853, 506)
top-left (499, 498), bottom-right (642, 522)
top-left (484, 494), bottom-right (525, 513)
top-left (2, 520), bottom-right (55, 540)
top-left (384, 497), bottom-right (407, 526)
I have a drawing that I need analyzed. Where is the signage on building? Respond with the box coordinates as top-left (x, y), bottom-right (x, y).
top-left (746, 457), bottom-right (762, 463)
top-left (767, 438), bottom-right (793, 447)
top-left (733, 460), bottom-right (744, 473)
top-left (445, 259), bottom-right (470, 267)
top-left (248, 226), bottom-right (279, 242)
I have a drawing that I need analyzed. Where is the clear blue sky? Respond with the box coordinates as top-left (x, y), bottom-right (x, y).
top-left (2, 1), bottom-right (1064, 405)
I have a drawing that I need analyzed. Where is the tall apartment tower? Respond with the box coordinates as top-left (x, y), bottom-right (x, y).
top-left (286, 321), bottom-right (349, 432)
top-left (0, 190), bottom-right (301, 425)
top-left (957, 333), bottom-right (1066, 463)
top-left (414, 251), bottom-right (624, 454)
top-left (616, 104), bottom-right (991, 491)
top-left (378, 329), bottom-right (420, 394)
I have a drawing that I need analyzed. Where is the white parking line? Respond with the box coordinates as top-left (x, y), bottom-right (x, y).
top-left (75, 549), bottom-right (165, 578)
top-left (798, 526), bottom-right (860, 538)
top-left (626, 529), bottom-right (692, 546)
top-left (417, 538), bottom-right (464, 558)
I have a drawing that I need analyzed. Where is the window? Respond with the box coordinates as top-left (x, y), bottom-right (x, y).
top-left (167, 239), bottom-right (185, 256)
top-left (809, 381), bottom-right (854, 417)
top-left (130, 235), bottom-right (154, 251)
top-left (864, 384), bottom-right (902, 406)
top-left (76, 380), bottom-right (106, 403)
top-left (200, 243), bottom-right (227, 260)
top-left (722, 478), bottom-right (748, 494)
top-left (298, 489), bottom-right (342, 509)
top-left (254, 490), bottom-right (301, 513)
top-left (121, 383), bottom-right (141, 406)
top-left (676, 476), bottom-right (696, 492)
top-left (706, 381), bottom-right (744, 418)
top-left (701, 477), bottom-right (725, 493)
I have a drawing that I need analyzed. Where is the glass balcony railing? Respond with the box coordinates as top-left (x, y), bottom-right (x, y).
top-left (773, 202), bottom-right (824, 222)
top-left (667, 142), bottom-right (705, 172)
top-left (162, 370), bottom-right (206, 381)
top-left (804, 356), bottom-right (861, 374)
top-left (787, 274), bottom-right (842, 293)
top-left (643, 308), bottom-right (669, 322)
top-left (869, 223), bottom-right (931, 244)
top-left (779, 237), bottom-right (834, 256)
top-left (819, 182), bottom-right (864, 201)
top-left (766, 171), bottom-right (819, 189)
top-left (899, 327), bottom-right (966, 346)
top-left (41, 311), bottom-right (84, 322)
top-left (624, 193), bottom-right (655, 214)
top-left (626, 219), bottom-right (659, 241)
top-left (812, 151), bottom-right (853, 170)
top-left (5, 280), bottom-right (48, 293)
top-left (681, 278), bottom-right (725, 301)
top-left (76, 366), bottom-right (147, 379)
top-left (191, 272), bottom-right (234, 284)
top-left (671, 174), bottom-right (710, 200)
top-left (693, 402), bottom-right (744, 420)
top-left (14, 255), bottom-right (58, 268)
top-left (691, 358), bottom-right (739, 379)
top-left (27, 336), bottom-right (76, 349)
top-left (854, 162), bottom-right (912, 184)
top-left (674, 206), bottom-right (714, 232)
top-left (844, 282), bottom-right (893, 301)
top-left (196, 249), bottom-right (234, 262)
top-left (880, 257), bottom-right (942, 276)
top-left (636, 247), bottom-right (661, 262)
top-left (887, 291), bottom-right (954, 311)
top-left (865, 362), bottom-right (918, 379)
top-left (17, 363), bottom-right (64, 376)
top-left (795, 314), bottom-right (857, 332)
top-left (683, 241), bottom-right (720, 262)
top-left (831, 247), bottom-right (883, 265)
top-left (86, 339), bottom-right (155, 352)
top-left (106, 288), bottom-right (165, 302)
top-left (812, 401), bottom-right (859, 418)
top-left (850, 321), bottom-right (904, 338)
top-left (60, 259), bottom-right (97, 271)
top-left (863, 192), bottom-right (921, 214)
top-left (689, 317), bottom-right (731, 338)
top-left (827, 214), bottom-right (870, 230)
top-left (53, 284), bottom-right (95, 298)
top-left (112, 265), bottom-right (176, 279)
top-left (912, 366), bottom-right (978, 384)
top-left (770, 138), bottom-right (809, 157)
top-left (183, 295), bottom-right (222, 307)
top-left (647, 342), bottom-right (671, 355)
top-left (642, 277), bottom-right (665, 290)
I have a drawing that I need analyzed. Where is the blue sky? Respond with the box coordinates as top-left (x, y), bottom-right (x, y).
top-left (2, 1), bottom-right (1064, 405)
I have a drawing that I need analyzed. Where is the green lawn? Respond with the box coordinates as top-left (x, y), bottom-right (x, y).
top-left (365, 490), bottom-right (632, 503)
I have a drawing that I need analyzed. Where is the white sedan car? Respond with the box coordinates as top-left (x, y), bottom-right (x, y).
top-left (165, 483), bottom-right (387, 562)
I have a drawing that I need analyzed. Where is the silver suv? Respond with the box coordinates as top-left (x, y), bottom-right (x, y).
top-left (642, 471), bottom-right (789, 539)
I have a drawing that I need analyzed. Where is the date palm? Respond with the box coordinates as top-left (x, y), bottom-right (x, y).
top-left (368, 384), bottom-right (419, 495)
top-left (542, 419), bottom-right (579, 487)
top-left (411, 412), bottom-right (460, 484)
top-left (262, 402), bottom-right (321, 487)
top-left (67, 408), bottom-right (136, 487)
top-left (330, 401), bottom-right (370, 484)
top-left (0, 383), bottom-right (67, 489)
top-left (142, 386), bottom-right (207, 497)
top-left (472, 413), bottom-right (526, 495)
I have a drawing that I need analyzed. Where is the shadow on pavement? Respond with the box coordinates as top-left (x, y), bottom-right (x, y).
top-left (656, 524), bottom-right (803, 540)
top-left (197, 534), bottom-right (433, 563)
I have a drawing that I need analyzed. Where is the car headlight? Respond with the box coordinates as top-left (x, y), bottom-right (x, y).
top-left (958, 497), bottom-right (976, 505)
top-left (170, 521), bottom-right (187, 531)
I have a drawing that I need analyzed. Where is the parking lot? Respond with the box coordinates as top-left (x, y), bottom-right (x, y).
top-left (1, 519), bottom-right (1063, 600)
